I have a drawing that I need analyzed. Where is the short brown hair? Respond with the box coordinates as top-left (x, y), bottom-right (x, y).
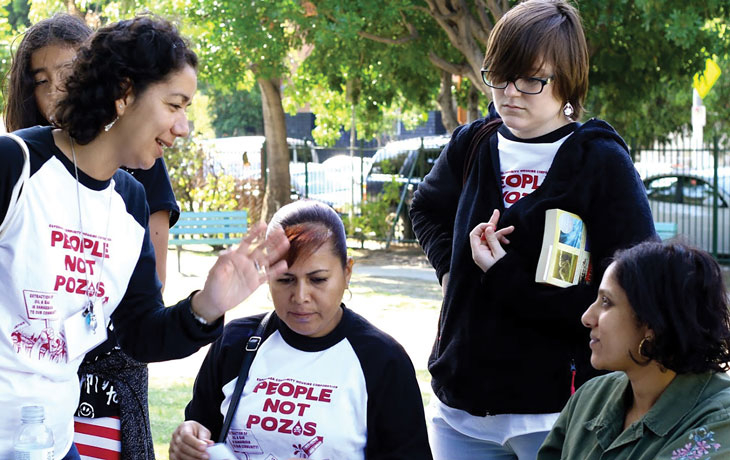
top-left (483, 0), bottom-right (589, 120)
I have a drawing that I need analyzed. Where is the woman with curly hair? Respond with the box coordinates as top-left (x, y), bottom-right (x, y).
top-left (0, 16), bottom-right (289, 460)
top-left (538, 241), bottom-right (730, 459)
top-left (3, 14), bottom-right (183, 458)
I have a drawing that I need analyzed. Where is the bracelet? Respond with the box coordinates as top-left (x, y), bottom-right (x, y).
top-left (189, 303), bottom-right (210, 325)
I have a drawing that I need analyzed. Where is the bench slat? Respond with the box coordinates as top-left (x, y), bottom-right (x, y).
top-left (171, 211), bottom-right (249, 272)
top-left (174, 220), bottom-right (248, 227)
top-left (170, 226), bottom-right (247, 235)
top-left (168, 238), bottom-right (241, 246)
top-left (178, 211), bottom-right (248, 218)
top-left (654, 221), bottom-right (677, 241)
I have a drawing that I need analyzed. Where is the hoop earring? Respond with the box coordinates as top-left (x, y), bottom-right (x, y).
top-left (563, 102), bottom-right (574, 119)
top-left (104, 116), bottom-right (119, 132)
top-left (638, 337), bottom-right (652, 358)
top-left (344, 287), bottom-right (352, 302)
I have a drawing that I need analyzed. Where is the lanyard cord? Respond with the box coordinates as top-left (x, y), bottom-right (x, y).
top-left (70, 135), bottom-right (113, 324)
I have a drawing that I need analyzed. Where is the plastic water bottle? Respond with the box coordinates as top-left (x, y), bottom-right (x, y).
top-left (13, 406), bottom-right (54, 460)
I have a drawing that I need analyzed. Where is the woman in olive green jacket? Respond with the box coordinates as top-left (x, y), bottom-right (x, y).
top-left (538, 241), bottom-right (730, 460)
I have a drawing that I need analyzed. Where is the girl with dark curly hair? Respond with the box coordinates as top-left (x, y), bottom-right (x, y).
top-left (3, 13), bottom-right (89, 131)
top-left (3, 13), bottom-right (184, 458)
top-left (538, 241), bottom-right (730, 459)
top-left (0, 15), bottom-right (290, 460)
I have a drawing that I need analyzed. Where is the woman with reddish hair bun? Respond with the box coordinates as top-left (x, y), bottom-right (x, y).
top-left (170, 200), bottom-right (432, 460)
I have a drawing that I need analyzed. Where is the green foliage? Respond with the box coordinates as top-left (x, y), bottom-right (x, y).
top-left (579, 0), bottom-right (729, 146)
top-left (165, 136), bottom-right (244, 213)
top-left (702, 51), bottom-right (730, 144)
top-left (155, 0), bottom-right (309, 92)
top-left (287, 0), bottom-right (441, 146)
top-left (4, 0), bottom-right (29, 30)
top-left (0, 6), bottom-right (15, 111)
top-left (207, 85), bottom-right (264, 137)
top-left (187, 92), bottom-right (216, 139)
top-left (345, 179), bottom-right (400, 239)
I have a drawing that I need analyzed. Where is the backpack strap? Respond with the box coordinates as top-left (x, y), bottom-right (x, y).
top-left (462, 117), bottom-right (502, 186)
top-left (0, 133), bottom-right (31, 237)
top-left (218, 311), bottom-right (274, 443)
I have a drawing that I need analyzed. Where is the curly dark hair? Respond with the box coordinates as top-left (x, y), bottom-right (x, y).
top-left (54, 15), bottom-right (197, 144)
top-left (612, 241), bottom-right (730, 373)
top-left (3, 13), bottom-right (91, 132)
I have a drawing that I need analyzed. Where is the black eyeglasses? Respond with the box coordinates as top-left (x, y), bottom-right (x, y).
top-left (480, 69), bottom-right (554, 95)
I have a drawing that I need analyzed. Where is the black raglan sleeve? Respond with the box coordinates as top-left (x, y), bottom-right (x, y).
top-left (365, 349), bottom-right (433, 460)
top-left (185, 317), bottom-right (263, 441)
top-left (0, 136), bottom-right (26, 225)
top-left (109, 173), bottom-right (223, 362)
top-left (127, 158), bottom-right (180, 227)
top-left (348, 315), bottom-right (433, 460)
top-left (410, 124), bottom-right (469, 284)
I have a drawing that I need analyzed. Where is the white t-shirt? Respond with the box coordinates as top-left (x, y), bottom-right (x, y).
top-left (498, 124), bottom-right (576, 208)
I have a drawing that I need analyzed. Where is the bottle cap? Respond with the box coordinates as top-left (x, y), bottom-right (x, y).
top-left (20, 405), bottom-right (44, 422)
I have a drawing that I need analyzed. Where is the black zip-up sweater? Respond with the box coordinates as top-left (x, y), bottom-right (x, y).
top-left (410, 116), bottom-right (657, 416)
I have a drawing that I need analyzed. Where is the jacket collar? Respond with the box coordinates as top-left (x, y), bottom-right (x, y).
top-left (584, 372), bottom-right (713, 450)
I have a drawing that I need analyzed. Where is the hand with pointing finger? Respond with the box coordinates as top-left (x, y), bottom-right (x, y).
top-left (470, 209), bottom-right (515, 273)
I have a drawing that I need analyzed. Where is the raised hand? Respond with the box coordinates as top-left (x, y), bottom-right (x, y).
top-left (470, 209), bottom-right (515, 273)
top-left (191, 222), bottom-right (289, 323)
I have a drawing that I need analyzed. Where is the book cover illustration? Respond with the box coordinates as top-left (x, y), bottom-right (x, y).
top-left (535, 209), bottom-right (592, 287)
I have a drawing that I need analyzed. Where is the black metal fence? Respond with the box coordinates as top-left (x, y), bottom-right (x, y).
top-left (632, 136), bottom-right (729, 263)
top-left (290, 135), bottom-right (730, 261)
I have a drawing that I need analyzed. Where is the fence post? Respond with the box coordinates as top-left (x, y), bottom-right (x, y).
top-left (712, 136), bottom-right (719, 257)
top-left (385, 138), bottom-right (423, 249)
top-left (360, 139), bottom-right (365, 215)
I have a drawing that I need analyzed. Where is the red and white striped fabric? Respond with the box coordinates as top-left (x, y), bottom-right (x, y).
top-left (73, 416), bottom-right (121, 460)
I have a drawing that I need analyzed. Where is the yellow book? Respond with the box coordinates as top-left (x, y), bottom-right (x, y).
top-left (535, 208), bottom-right (592, 287)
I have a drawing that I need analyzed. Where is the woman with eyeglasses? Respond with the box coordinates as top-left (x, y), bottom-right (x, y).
top-left (410, 0), bottom-right (656, 458)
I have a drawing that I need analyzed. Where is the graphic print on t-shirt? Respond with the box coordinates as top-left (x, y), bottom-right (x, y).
top-left (497, 129), bottom-right (574, 208)
top-left (10, 223), bottom-right (112, 363)
top-left (225, 332), bottom-right (367, 460)
top-left (229, 377), bottom-right (337, 459)
top-left (500, 168), bottom-right (547, 206)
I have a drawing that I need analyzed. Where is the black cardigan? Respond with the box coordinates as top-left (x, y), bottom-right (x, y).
top-left (410, 116), bottom-right (657, 416)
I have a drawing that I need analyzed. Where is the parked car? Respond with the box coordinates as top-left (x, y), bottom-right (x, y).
top-left (365, 135), bottom-right (450, 199)
top-left (204, 135), bottom-right (316, 181)
top-left (290, 154), bottom-right (373, 212)
top-left (359, 136), bottom-right (450, 239)
top-left (643, 168), bottom-right (730, 256)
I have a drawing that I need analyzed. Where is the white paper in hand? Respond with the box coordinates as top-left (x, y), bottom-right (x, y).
top-left (206, 443), bottom-right (237, 460)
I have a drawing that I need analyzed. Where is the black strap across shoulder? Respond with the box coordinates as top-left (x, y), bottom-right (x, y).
top-left (462, 117), bottom-right (502, 185)
top-left (218, 311), bottom-right (274, 443)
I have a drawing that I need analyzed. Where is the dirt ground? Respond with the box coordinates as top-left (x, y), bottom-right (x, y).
top-left (350, 243), bottom-right (431, 267)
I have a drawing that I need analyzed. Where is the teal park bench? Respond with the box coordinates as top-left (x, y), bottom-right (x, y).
top-left (654, 221), bottom-right (678, 241)
top-left (168, 210), bottom-right (248, 272)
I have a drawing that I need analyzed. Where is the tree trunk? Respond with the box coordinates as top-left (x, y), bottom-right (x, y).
top-left (437, 70), bottom-right (459, 132)
top-left (424, 0), bottom-right (510, 96)
top-left (258, 77), bottom-right (291, 222)
top-left (467, 82), bottom-right (481, 122)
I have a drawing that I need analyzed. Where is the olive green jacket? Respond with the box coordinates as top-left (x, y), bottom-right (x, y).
top-left (538, 371), bottom-right (730, 460)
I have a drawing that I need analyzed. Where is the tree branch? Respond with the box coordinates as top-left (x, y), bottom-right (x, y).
top-left (357, 11), bottom-right (419, 45)
top-left (475, 0), bottom-right (494, 32)
top-left (428, 52), bottom-right (471, 75)
top-left (485, 0), bottom-right (507, 21)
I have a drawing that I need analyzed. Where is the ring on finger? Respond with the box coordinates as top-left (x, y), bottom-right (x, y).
top-left (253, 259), bottom-right (266, 277)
